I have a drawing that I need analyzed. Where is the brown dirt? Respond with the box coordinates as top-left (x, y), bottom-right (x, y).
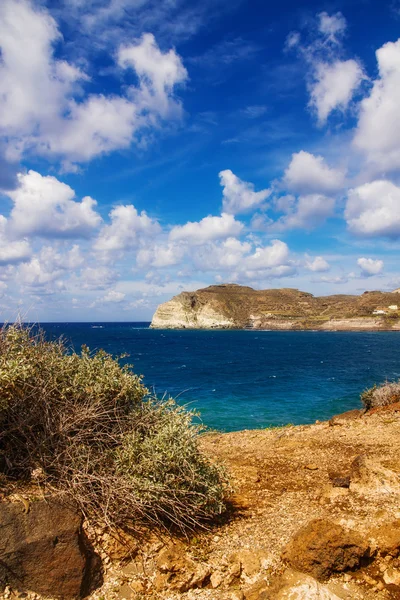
top-left (3, 409), bottom-right (400, 600)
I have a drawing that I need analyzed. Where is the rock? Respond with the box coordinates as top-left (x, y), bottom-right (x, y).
top-left (329, 409), bottom-right (364, 426)
top-left (230, 592), bottom-right (245, 600)
top-left (350, 455), bottom-right (400, 495)
top-left (156, 542), bottom-right (188, 573)
top-left (156, 542), bottom-right (210, 592)
top-left (210, 571), bottom-right (224, 588)
top-left (0, 499), bottom-right (100, 599)
top-left (383, 567), bottom-right (400, 586)
top-left (328, 471), bottom-right (350, 488)
top-left (282, 519), bottom-right (370, 581)
top-left (304, 464), bottom-right (319, 470)
top-left (234, 549), bottom-right (260, 578)
top-left (244, 570), bottom-right (347, 600)
top-left (257, 570), bottom-right (346, 599)
top-left (371, 520), bottom-right (400, 557)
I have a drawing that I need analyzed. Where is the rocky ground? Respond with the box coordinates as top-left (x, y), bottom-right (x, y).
top-left (2, 405), bottom-right (400, 600)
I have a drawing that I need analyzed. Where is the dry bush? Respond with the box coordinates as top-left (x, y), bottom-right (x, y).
top-left (361, 381), bottom-right (400, 410)
top-left (0, 324), bottom-right (228, 533)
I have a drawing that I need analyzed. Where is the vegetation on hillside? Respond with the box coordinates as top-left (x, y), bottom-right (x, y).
top-left (0, 325), bottom-right (228, 533)
top-left (361, 381), bottom-right (400, 410)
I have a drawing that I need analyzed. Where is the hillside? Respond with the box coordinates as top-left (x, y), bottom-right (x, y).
top-left (150, 284), bottom-right (400, 330)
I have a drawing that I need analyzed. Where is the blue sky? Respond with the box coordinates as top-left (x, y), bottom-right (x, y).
top-left (0, 0), bottom-right (400, 321)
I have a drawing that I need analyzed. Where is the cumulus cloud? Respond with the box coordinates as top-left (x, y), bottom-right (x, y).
top-left (219, 169), bottom-right (270, 214)
top-left (273, 194), bottom-right (335, 231)
top-left (0, 1), bottom-right (188, 166)
top-left (17, 245), bottom-right (82, 288)
top-left (169, 213), bottom-right (243, 244)
top-left (7, 171), bottom-right (101, 238)
top-left (94, 205), bottom-right (161, 256)
top-left (80, 266), bottom-right (118, 290)
top-left (192, 238), bottom-right (292, 280)
top-left (288, 11), bottom-right (364, 125)
top-left (309, 59), bottom-right (365, 125)
top-left (102, 290), bottom-right (126, 303)
top-left (136, 243), bottom-right (185, 268)
top-left (357, 257), bottom-right (384, 277)
top-left (284, 151), bottom-right (345, 194)
top-left (353, 39), bottom-right (400, 172)
top-left (118, 32), bottom-right (188, 118)
top-left (306, 255), bottom-right (330, 272)
top-left (345, 180), bottom-right (400, 238)
top-left (0, 216), bottom-right (31, 265)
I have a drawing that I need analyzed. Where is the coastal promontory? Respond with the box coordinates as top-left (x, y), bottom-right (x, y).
top-left (150, 284), bottom-right (400, 330)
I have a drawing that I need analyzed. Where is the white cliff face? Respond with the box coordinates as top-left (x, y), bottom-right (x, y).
top-left (150, 297), bottom-right (235, 329)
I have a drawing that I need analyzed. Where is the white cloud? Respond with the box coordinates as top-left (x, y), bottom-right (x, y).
top-left (219, 169), bottom-right (270, 214)
top-left (317, 12), bottom-right (346, 42)
top-left (244, 239), bottom-right (290, 270)
top-left (102, 289), bottom-right (126, 303)
top-left (288, 11), bottom-right (364, 125)
top-left (7, 170), bottom-right (101, 238)
top-left (345, 180), bottom-right (400, 238)
top-left (169, 213), bottom-right (243, 244)
top-left (0, 216), bottom-right (31, 265)
top-left (309, 59), bottom-right (364, 125)
top-left (192, 238), bottom-right (291, 278)
top-left (118, 32), bottom-right (188, 118)
top-left (193, 238), bottom-right (252, 271)
top-left (353, 39), bottom-right (400, 172)
top-left (17, 245), bottom-right (81, 287)
top-left (284, 151), bottom-right (345, 194)
top-left (94, 204), bottom-right (161, 256)
top-left (0, 1), bottom-right (188, 166)
top-left (306, 255), bottom-right (330, 272)
top-left (357, 257), bottom-right (384, 277)
top-left (80, 266), bottom-right (118, 290)
top-left (273, 194), bottom-right (335, 230)
top-left (136, 242), bottom-right (185, 268)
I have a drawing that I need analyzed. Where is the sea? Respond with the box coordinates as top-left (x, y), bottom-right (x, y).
top-left (37, 323), bottom-right (400, 432)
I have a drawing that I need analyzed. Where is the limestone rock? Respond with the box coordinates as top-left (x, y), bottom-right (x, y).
top-left (249, 570), bottom-right (346, 600)
top-left (282, 519), bottom-right (370, 581)
top-left (155, 542), bottom-right (210, 592)
top-left (350, 455), bottom-right (400, 495)
top-left (329, 409), bottom-right (364, 426)
top-left (370, 520), bottom-right (400, 557)
top-left (0, 499), bottom-right (97, 599)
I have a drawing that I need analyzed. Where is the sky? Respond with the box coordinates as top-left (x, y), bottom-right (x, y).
top-left (0, 0), bottom-right (400, 321)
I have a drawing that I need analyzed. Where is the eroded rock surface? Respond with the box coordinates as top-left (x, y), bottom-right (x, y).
top-left (0, 499), bottom-right (95, 599)
top-left (282, 519), bottom-right (371, 581)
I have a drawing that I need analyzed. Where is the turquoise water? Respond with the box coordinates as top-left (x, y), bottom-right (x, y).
top-left (38, 323), bottom-right (400, 432)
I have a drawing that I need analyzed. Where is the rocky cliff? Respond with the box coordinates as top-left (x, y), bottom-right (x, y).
top-left (150, 284), bottom-right (400, 330)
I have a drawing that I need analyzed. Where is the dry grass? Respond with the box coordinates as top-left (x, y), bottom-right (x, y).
top-left (361, 381), bottom-right (400, 410)
top-left (0, 324), bottom-right (228, 534)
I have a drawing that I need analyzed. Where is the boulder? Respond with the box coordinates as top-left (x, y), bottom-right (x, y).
top-left (282, 519), bottom-right (370, 581)
top-left (0, 499), bottom-right (99, 599)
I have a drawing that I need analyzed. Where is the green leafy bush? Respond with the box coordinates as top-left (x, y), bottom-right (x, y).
top-left (0, 325), bottom-right (228, 532)
top-left (361, 381), bottom-right (400, 410)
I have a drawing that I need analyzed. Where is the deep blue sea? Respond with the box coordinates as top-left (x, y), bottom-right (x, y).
top-left (36, 323), bottom-right (400, 432)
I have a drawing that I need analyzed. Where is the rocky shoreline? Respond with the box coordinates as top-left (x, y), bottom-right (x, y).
top-left (3, 403), bottom-right (400, 599)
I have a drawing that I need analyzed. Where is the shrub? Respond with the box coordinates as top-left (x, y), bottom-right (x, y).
top-left (0, 325), bottom-right (228, 533)
top-left (361, 381), bottom-right (400, 410)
